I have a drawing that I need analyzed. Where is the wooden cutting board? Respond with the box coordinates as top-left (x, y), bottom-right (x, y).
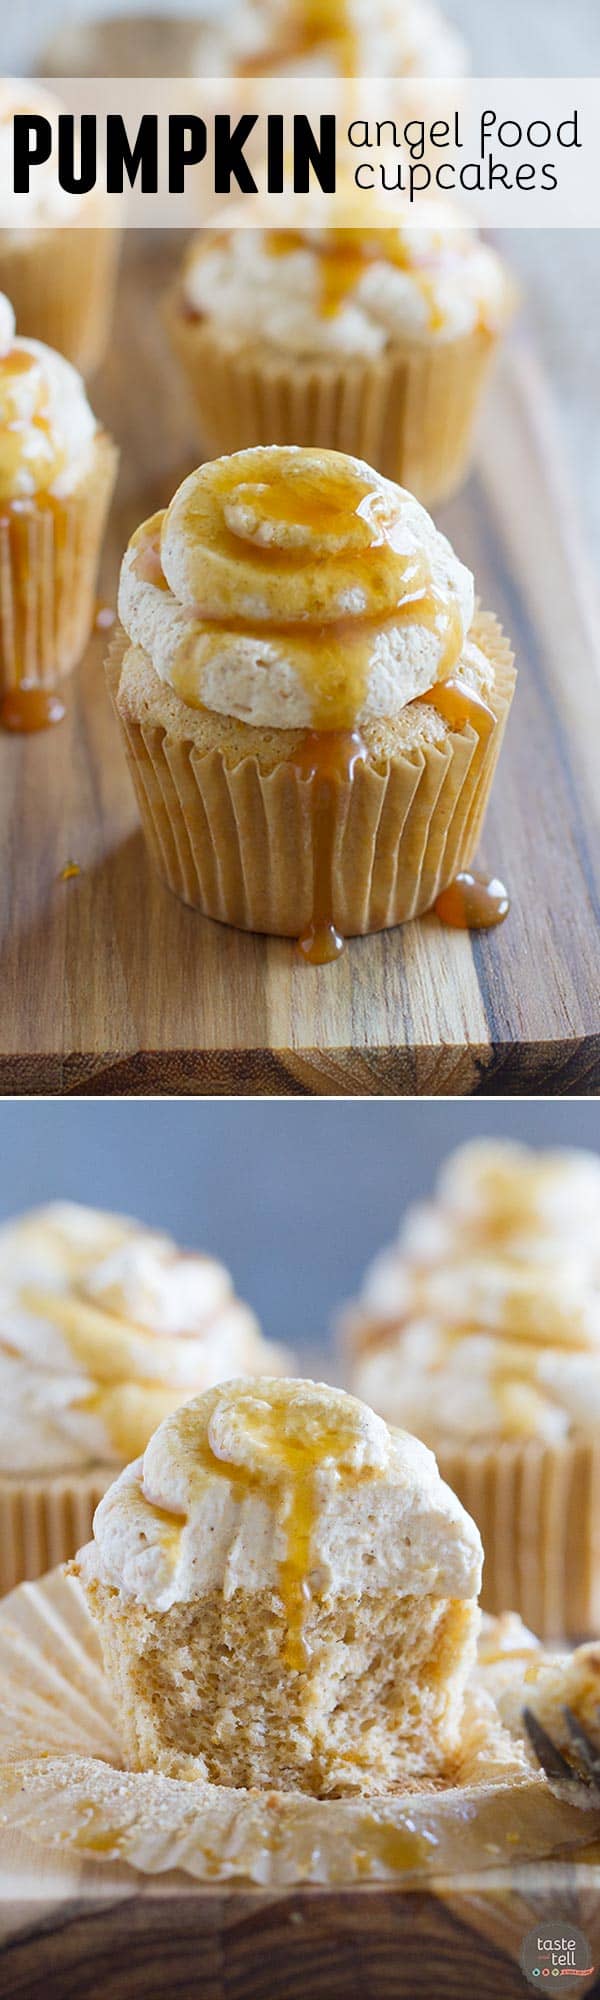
top-left (1, 233), bottom-right (599, 1096)
top-left (1, 1842), bottom-right (600, 1999)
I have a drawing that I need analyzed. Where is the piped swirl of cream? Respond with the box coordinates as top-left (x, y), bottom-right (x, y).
top-left (118, 446), bottom-right (474, 732)
top-left (348, 1142), bottom-right (600, 1446)
top-left (84, 1378), bottom-right (483, 1635)
top-left (0, 1211), bottom-right (289, 1473)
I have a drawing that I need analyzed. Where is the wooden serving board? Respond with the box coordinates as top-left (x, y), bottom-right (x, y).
top-left (1, 233), bottom-right (599, 1096)
top-left (1, 1841), bottom-right (600, 1999)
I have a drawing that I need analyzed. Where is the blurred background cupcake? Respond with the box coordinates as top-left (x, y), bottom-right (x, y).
top-left (0, 83), bottom-right (120, 378)
top-left (167, 214), bottom-right (514, 505)
top-left (0, 1200), bottom-right (290, 1590)
top-left (0, 291), bottom-right (117, 731)
top-left (343, 1141), bottom-right (600, 1639)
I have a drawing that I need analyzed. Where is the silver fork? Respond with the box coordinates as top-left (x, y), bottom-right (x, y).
top-left (523, 1706), bottom-right (600, 1807)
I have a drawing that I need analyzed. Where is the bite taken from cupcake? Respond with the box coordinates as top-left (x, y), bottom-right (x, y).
top-left (0, 292), bottom-right (117, 732)
top-left (108, 443), bottom-right (515, 961)
top-left (78, 1376), bottom-right (483, 1797)
top-left (3, 1374), bottom-right (600, 1882)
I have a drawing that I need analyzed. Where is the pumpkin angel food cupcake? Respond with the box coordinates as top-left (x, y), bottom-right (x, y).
top-left (78, 1377), bottom-right (483, 1795)
top-left (109, 444), bottom-right (515, 959)
top-left (168, 218), bottom-right (513, 505)
top-left (345, 1141), bottom-right (600, 1638)
top-left (0, 1202), bottom-right (289, 1592)
top-left (0, 82), bottom-right (120, 378)
top-left (0, 292), bottom-right (117, 730)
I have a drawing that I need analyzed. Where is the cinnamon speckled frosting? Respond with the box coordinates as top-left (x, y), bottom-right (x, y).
top-left (347, 1142), bottom-right (600, 1445)
top-left (0, 1205), bottom-right (289, 1474)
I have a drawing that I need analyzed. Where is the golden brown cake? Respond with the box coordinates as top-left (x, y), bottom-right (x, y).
top-left (78, 1376), bottom-right (483, 1796)
top-left (345, 1140), bottom-right (600, 1637)
top-left (108, 443), bottom-right (515, 957)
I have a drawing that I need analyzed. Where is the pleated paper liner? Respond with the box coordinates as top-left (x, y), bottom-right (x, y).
top-left (106, 612), bottom-right (515, 938)
top-left (0, 1567), bottom-right (599, 1884)
top-left (166, 296), bottom-right (500, 506)
top-left (0, 1471), bottom-right (114, 1596)
top-left (0, 222), bottom-right (122, 379)
top-left (0, 431), bottom-right (118, 697)
top-left (438, 1437), bottom-right (600, 1642)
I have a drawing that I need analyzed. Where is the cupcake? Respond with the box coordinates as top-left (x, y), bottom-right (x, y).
top-left (345, 1141), bottom-right (600, 1638)
top-left (0, 83), bottom-right (120, 377)
top-left (78, 1376), bottom-right (482, 1795)
top-left (107, 444), bottom-right (515, 958)
top-left (0, 292), bottom-right (117, 731)
top-left (0, 1203), bottom-right (289, 1592)
top-left (167, 217), bottom-right (513, 504)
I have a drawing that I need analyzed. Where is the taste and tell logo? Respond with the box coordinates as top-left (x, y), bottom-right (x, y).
top-left (520, 1922), bottom-right (595, 1987)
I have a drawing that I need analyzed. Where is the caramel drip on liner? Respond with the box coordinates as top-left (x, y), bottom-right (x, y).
top-left (130, 492), bottom-right (502, 952)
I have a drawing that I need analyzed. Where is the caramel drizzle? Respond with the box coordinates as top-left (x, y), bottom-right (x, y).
top-left (131, 474), bottom-right (483, 958)
top-left (131, 463), bottom-right (464, 737)
top-left (267, 228), bottom-right (458, 331)
top-left (293, 728), bottom-right (368, 964)
top-left (240, 0), bottom-right (360, 78)
top-left (157, 1393), bottom-right (381, 1674)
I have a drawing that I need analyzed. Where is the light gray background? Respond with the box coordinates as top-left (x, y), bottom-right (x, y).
top-left (0, 1101), bottom-right (597, 1349)
top-left (2, 0), bottom-right (599, 546)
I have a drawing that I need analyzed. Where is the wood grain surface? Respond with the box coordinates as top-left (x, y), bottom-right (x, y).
top-left (1, 233), bottom-right (599, 1097)
top-left (1, 1859), bottom-right (595, 2000)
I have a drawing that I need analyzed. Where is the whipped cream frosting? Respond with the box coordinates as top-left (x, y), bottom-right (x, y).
top-left (197, 0), bottom-right (466, 79)
top-left (181, 222), bottom-right (510, 358)
top-left (82, 1376), bottom-right (483, 1614)
top-left (0, 1205), bottom-right (287, 1474)
top-left (0, 295), bottom-right (97, 500)
top-left (349, 1142), bottom-right (600, 1445)
top-left (118, 445), bottom-right (476, 731)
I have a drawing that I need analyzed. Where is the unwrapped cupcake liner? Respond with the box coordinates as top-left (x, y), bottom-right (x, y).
top-left (0, 1472), bottom-right (113, 1596)
top-left (0, 224), bottom-right (121, 378)
top-left (106, 612), bottom-right (515, 939)
top-left (0, 431), bottom-right (118, 698)
top-left (438, 1437), bottom-right (600, 1641)
top-left (167, 299), bottom-right (499, 505)
top-left (0, 1566), bottom-right (598, 1884)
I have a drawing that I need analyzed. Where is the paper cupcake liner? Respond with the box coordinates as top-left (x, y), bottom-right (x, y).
top-left (106, 611), bottom-right (515, 939)
top-left (0, 223), bottom-right (121, 377)
top-left (167, 298), bottom-right (499, 505)
top-left (0, 431), bottom-right (118, 698)
top-left (0, 1566), bottom-right (598, 1884)
top-left (438, 1438), bottom-right (600, 1641)
top-left (0, 1472), bottom-right (114, 1596)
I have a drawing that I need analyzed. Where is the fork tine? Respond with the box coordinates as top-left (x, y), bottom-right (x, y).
top-left (522, 1707), bottom-right (580, 1786)
top-left (562, 1707), bottom-right (600, 1784)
